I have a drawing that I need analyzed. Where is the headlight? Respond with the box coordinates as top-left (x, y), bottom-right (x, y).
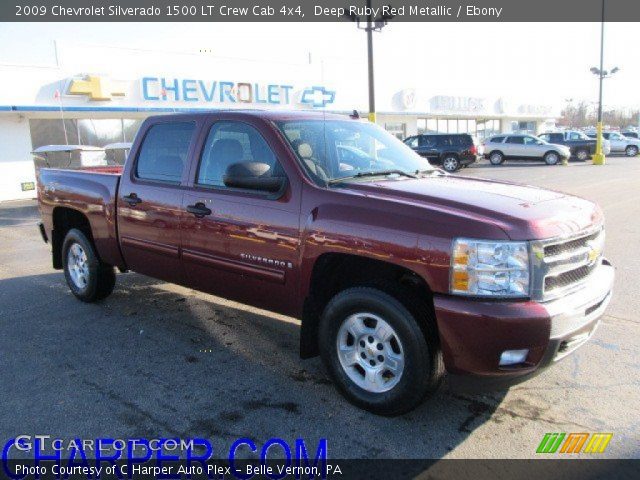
top-left (450, 238), bottom-right (530, 297)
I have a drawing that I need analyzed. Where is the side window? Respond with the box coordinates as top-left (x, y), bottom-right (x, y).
top-left (419, 136), bottom-right (436, 147)
top-left (197, 121), bottom-right (279, 188)
top-left (538, 134), bottom-right (550, 142)
top-left (490, 136), bottom-right (505, 143)
top-left (506, 136), bottom-right (524, 144)
top-left (568, 132), bottom-right (581, 140)
top-left (454, 135), bottom-right (472, 146)
top-left (523, 136), bottom-right (540, 145)
top-left (136, 122), bottom-right (195, 183)
top-left (405, 137), bottom-right (418, 148)
top-left (437, 136), bottom-right (453, 147)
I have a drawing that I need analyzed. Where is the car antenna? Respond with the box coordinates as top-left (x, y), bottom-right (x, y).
top-left (350, 110), bottom-right (360, 119)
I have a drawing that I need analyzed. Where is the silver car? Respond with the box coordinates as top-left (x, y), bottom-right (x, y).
top-left (484, 134), bottom-right (571, 166)
top-left (601, 132), bottom-right (640, 156)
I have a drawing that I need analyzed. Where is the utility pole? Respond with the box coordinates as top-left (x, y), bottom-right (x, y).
top-left (366, 0), bottom-right (376, 123)
top-left (346, 1), bottom-right (395, 124)
top-left (593, 0), bottom-right (606, 165)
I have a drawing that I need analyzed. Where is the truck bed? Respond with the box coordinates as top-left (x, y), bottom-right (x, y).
top-left (38, 168), bottom-right (126, 269)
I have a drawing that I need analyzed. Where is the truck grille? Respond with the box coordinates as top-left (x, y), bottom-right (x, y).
top-left (532, 227), bottom-right (605, 301)
top-left (544, 263), bottom-right (598, 291)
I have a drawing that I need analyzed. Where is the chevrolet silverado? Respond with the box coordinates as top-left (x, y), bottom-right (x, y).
top-left (37, 111), bottom-right (614, 415)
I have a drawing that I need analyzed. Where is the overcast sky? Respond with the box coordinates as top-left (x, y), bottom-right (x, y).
top-left (1, 22), bottom-right (638, 111)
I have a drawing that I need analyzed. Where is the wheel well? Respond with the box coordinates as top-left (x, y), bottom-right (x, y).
top-left (51, 207), bottom-right (92, 269)
top-left (489, 150), bottom-right (503, 156)
top-left (544, 150), bottom-right (559, 157)
top-left (440, 152), bottom-right (459, 160)
top-left (300, 253), bottom-right (436, 358)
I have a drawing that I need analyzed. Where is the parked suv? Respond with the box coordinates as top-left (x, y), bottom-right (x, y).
top-left (538, 131), bottom-right (610, 160)
top-left (404, 133), bottom-right (481, 172)
top-left (586, 132), bottom-right (640, 156)
top-left (484, 134), bottom-right (571, 165)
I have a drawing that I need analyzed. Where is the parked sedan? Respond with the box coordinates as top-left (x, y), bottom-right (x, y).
top-left (483, 134), bottom-right (571, 165)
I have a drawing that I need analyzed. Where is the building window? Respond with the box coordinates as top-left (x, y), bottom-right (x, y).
top-left (29, 118), bottom-right (144, 149)
top-left (384, 122), bottom-right (406, 140)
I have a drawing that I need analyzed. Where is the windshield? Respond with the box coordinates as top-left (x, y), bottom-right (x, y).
top-left (277, 120), bottom-right (435, 184)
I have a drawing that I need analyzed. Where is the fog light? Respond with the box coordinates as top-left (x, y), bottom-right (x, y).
top-left (499, 349), bottom-right (529, 366)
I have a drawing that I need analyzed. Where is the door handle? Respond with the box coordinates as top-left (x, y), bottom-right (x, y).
top-left (187, 202), bottom-right (212, 218)
top-left (123, 193), bottom-right (142, 206)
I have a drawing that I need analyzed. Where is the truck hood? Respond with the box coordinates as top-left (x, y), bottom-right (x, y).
top-left (340, 174), bottom-right (602, 240)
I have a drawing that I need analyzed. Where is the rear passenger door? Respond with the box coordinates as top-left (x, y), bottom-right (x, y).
top-left (180, 118), bottom-right (302, 315)
top-left (117, 118), bottom-right (200, 284)
top-left (503, 136), bottom-right (525, 158)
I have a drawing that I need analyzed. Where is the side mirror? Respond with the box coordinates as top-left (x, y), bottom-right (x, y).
top-left (223, 162), bottom-right (286, 193)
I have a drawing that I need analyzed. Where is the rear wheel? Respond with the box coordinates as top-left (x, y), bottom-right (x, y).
top-left (625, 145), bottom-right (639, 157)
top-left (62, 228), bottom-right (115, 302)
top-left (575, 149), bottom-right (589, 161)
top-left (489, 151), bottom-right (505, 165)
top-left (441, 155), bottom-right (460, 172)
top-left (319, 286), bottom-right (443, 416)
top-left (544, 151), bottom-right (560, 165)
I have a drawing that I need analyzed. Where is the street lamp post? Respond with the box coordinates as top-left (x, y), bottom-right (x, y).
top-left (591, 0), bottom-right (619, 165)
top-left (346, 0), bottom-right (395, 124)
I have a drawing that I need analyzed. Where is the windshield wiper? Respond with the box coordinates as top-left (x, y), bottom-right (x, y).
top-left (328, 169), bottom-right (417, 185)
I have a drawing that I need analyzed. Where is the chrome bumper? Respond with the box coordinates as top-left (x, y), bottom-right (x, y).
top-left (541, 261), bottom-right (614, 360)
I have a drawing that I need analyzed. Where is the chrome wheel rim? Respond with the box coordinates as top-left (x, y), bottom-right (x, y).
top-left (336, 312), bottom-right (404, 393)
top-left (627, 146), bottom-right (638, 156)
top-left (443, 157), bottom-right (457, 171)
top-left (577, 150), bottom-right (588, 160)
top-left (490, 153), bottom-right (501, 164)
top-left (67, 243), bottom-right (89, 290)
top-left (547, 153), bottom-right (558, 164)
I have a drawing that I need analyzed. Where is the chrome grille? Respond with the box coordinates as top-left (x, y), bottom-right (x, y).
top-left (531, 226), bottom-right (605, 301)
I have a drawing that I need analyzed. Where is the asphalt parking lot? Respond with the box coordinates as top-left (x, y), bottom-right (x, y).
top-left (0, 156), bottom-right (638, 460)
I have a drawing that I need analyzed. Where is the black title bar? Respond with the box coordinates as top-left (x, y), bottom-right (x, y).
top-left (2, 0), bottom-right (639, 22)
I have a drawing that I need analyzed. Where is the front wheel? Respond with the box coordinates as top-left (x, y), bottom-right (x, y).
top-left (544, 151), bottom-right (560, 165)
top-left (319, 287), bottom-right (443, 416)
top-left (62, 229), bottom-right (115, 302)
top-left (441, 155), bottom-right (460, 172)
top-left (625, 145), bottom-right (639, 157)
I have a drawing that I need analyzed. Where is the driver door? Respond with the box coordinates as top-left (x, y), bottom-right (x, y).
top-left (180, 118), bottom-right (302, 315)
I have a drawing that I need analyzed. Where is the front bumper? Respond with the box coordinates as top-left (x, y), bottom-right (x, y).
top-left (433, 261), bottom-right (614, 390)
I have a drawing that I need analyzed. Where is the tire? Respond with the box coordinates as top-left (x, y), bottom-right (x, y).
top-left (489, 151), bottom-right (505, 165)
top-left (544, 151), bottom-right (560, 165)
top-left (62, 228), bottom-right (115, 302)
top-left (625, 145), bottom-right (639, 157)
top-left (441, 155), bottom-right (460, 172)
top-left (318, 286), bottom-right (443, 416)
top-left (575, 149), bottom-right (589, 161)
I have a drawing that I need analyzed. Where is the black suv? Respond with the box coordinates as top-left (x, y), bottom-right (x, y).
top-left (403, 133), bottom-right (480, 172)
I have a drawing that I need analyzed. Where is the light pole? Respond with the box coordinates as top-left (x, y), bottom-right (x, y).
top-left (590, 0), bottom-right (619, 165)
top-left (345, 1), bottom-right (395, 123)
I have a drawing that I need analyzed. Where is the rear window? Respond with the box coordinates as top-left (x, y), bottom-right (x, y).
top-left (136, 122), bottom-right (195, 183)
top-left (489, 136), bottom-right (505, 143)
top-left (437, 135), bottom-right (471, 146)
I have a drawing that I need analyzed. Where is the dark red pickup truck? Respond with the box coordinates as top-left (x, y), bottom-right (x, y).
top-left (37, 110), bottom-right (614, 415)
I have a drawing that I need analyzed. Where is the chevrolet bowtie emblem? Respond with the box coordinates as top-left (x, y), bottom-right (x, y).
top-left (68, 75), bottom-right (126, 101)
top-left (586, 241), bottom-right (601, 263)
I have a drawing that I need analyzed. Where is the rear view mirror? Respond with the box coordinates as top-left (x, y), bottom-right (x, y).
top-left (223, 162), bottom-right (286, 192)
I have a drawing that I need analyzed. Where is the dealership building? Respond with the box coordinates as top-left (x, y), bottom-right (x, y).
top-left (0, 41), bottom-right (558, 201)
